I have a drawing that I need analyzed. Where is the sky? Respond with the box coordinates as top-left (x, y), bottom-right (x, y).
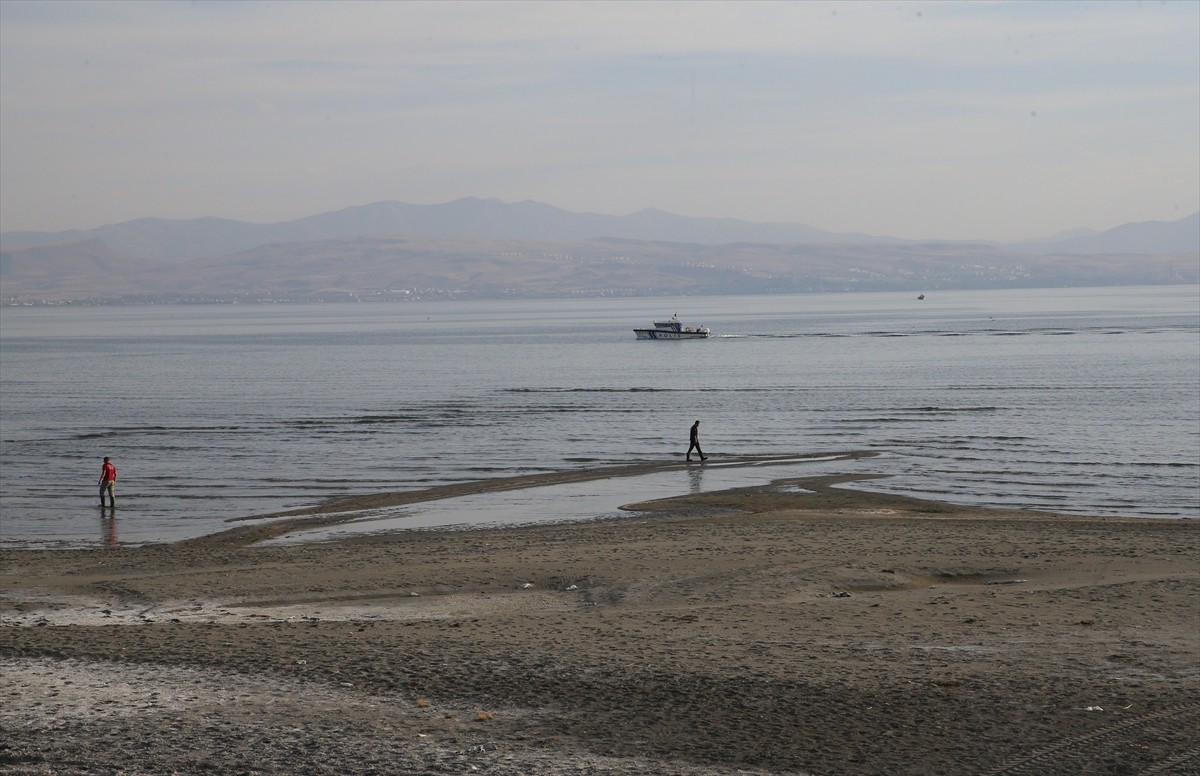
top-left (1, 0), bottom-right (1197, 241)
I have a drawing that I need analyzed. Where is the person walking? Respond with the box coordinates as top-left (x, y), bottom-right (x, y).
top-left (687, 420), bottom-right (707, 462)
top-left (98, 456), bottom-right (117, 508)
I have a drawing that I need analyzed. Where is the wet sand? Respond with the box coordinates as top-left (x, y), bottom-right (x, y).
top-left (2, 469), bottom-right (1198, 775)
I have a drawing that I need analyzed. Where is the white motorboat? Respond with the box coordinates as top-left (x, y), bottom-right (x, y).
top-left (633, 314), bottom-right (710, 340)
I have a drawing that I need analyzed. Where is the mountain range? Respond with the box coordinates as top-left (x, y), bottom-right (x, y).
top-left (1, 198), bottom-right (882, 263)
top-left (2, 199), bottom-right (1197, 303)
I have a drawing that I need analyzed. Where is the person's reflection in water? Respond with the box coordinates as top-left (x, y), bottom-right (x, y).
top-left (688, 464), bottom-right (704, 495)
top-left (101, 508), bottom-right (118, 547)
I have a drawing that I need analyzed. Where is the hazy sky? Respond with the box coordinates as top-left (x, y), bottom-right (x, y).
top-left (1, 0), bottom-right (1197, 240)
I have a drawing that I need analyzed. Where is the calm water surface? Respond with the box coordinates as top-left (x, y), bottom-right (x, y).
top-left (2, 286), bottom-right (1197, 547)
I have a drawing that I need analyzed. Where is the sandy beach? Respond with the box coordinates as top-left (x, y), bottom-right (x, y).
top-left (2, 468), bottom-right (1197, 775)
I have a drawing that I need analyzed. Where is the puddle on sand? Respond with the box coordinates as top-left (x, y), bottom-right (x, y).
top-left (260, 455), bottom-right (858, 546)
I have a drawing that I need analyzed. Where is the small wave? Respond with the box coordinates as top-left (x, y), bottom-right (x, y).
top-left (898, 406), bottom-right (1002, 414)
top-left (75, 425), bottom-right (252, 439)
top-left (936, 434), bottom-right (1034, 443)
top-left (506, 387), bottom-right (679, 393)
top-left (350, 415), bottom-right (423, 424)
top-left (503, 386), bottom-right (787, 394)
top-left (842, 417), bottom-right (943, 424)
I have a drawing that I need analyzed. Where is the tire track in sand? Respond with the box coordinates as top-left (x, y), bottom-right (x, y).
top-left (985, 704), bottom-right (1199, 776)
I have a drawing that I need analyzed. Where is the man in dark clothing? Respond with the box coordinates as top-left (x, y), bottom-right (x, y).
top-left (98, 456), bottom-right (117, 507)
top-left (687, 420), bottom-right (707, 462)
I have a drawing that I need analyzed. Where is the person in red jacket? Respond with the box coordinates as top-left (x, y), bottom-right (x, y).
top-left (98, 456), bottom-right (117, 508)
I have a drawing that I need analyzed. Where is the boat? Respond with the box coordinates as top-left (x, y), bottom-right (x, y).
top-left (633, 314), bottom-right (710, 340)
top-left (917, 293), bottom-right (926, 300)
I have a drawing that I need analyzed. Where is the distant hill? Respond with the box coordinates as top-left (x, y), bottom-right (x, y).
top-left (1013, 212), bottom-right (1200, 255)
top-left (0, 198), bottom-right (864, 263)
top-left (4, 198), bottom-right (1195, 264)
top-left (2, 200), bottom-right (1196, 304)
top-left (0, 238), bottom-right (160, 299)
top-left (3, 234), bottom-right (1195, 305)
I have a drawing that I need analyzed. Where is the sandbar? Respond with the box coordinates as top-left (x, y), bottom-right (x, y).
top-left (2, 470), bottom-right (1197, 775)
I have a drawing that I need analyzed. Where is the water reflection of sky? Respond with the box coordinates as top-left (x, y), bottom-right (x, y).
top-left (261, 455), bottom-right (858, 546)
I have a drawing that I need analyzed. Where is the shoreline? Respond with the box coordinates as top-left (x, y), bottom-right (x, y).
top-left (5, 449), bottom-right (1195, 551)
top-left (2, 475), bottom-right (1198, 775)
top-left (2, 452), bottom-right (883, 551)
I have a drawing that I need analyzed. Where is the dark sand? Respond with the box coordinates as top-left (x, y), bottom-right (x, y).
top-left (2, 468), bottom-right (1197, 775)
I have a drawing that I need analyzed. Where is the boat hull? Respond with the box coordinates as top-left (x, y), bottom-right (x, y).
top-left (634, 328), bottom-right (710, 340)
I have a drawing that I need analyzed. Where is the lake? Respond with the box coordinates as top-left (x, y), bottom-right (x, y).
top-left (1, 285), bottom-right (1197, 547)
